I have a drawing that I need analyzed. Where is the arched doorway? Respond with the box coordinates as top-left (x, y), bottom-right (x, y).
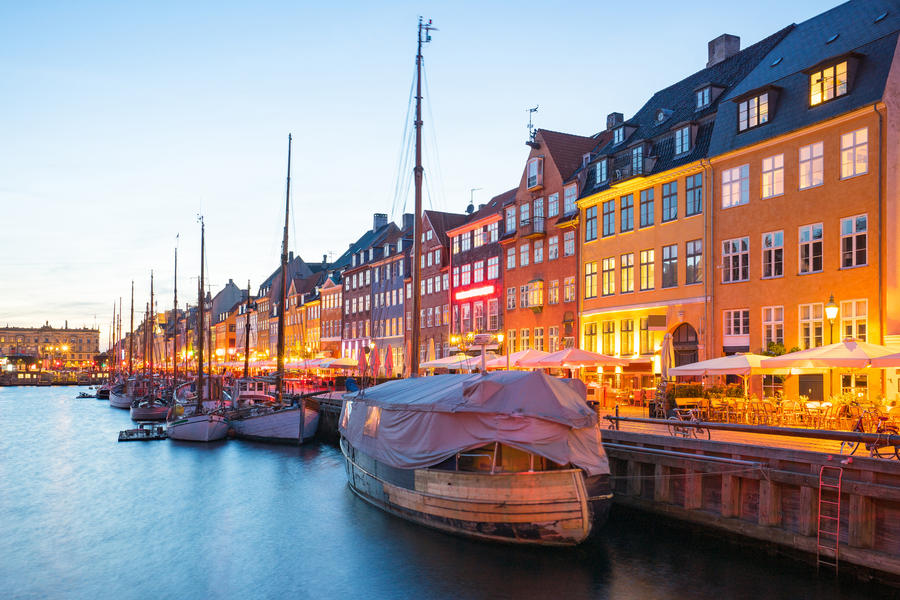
top-left (672, 323), bottom-right (698, 366)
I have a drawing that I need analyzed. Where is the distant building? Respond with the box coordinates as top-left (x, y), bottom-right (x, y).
top-left (0, 323), bottom-right (100, 368)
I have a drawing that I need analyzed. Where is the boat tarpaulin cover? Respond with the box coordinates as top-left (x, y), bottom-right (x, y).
top-left (339, 371), bottom-right (609, 476)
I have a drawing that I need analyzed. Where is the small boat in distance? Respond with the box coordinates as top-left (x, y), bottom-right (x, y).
top-left (119, 422), bottom-right (168, 442)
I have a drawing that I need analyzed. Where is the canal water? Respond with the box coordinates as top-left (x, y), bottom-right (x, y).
top-left (0, 386), bottom-right (893, 600)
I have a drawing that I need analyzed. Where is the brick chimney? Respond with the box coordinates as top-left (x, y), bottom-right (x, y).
top-left (402, 212), bottom-right (415, 233)
top-left (373, 213), bottom-right (388, 231)
top-left (606, 112), bottom-right (623, 130)
top-left (707, 34), bottom-right (740, 68)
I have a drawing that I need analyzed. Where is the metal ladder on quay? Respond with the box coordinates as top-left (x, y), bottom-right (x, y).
top-left (817, 465), bottom-right (843, 575)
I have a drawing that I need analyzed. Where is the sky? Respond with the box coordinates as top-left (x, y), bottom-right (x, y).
top-left (0, 0), bottom-right (841, 349)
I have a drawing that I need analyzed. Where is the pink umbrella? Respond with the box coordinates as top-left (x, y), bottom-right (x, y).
top-left (384, 345), bottom-right (394, 377)
top-left (370, 345), bottom-right (382, 378)
top-left (357, 350), bottom-right (368, 376)
top-left (760, 339), bottom-right (898, 369)
top-left (519, 347), bottom-right (629, 369)
top-left (484, 348), bottom-right (550, 369)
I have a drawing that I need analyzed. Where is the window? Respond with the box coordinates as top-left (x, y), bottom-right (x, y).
top-left (841, 299), bottom-right (867, 341)
top-left (473, 227), bottom-right (484, 248)
top-left (564, 185), bottom-right (577, 215)
top-left (519, 243), bottom-right (530, 267)
top-left (548, 236), bottom-right (559, 260)
top-left (586, 205), bottom-right (598, 241)
top-left (507, 329), bottom-right (516, 353)
top-left (426, 278), bottom-right (433, 295)
top-left (505, 207), bottom-right (516, 234)
top-left (662, 244), bottom-right (677, 288)
top-left (639, 250), bottom-right (654, 291)
top-left (473, 301), bottom-right (484, 332)
top-left (810, 61), bottom-right (847, 106)
top-left (583, 323), bottom-right (597, 353)
top-left (549, 280), bottom-right (559, 304)
top-left (662, 182), bottom-right (677, 222)
top-left (620, 319), bottom-right (634, 355)
top-left (534, 240), bottom-right (543, 263)
top-left (738, 93), bottom-right (768, 131)
top-left (452, 236), bottom-right (460, 255)
top-left (621, 253), bottom-right (634, 293)
top-left (639, 318), bottom-right (651, 354)
top-left (595, 160), bottom-right (607, 184)
top-left (613, 127), bottom-right (624, 144)
top-left (487, 222), bottom-right (499, 242)
top-left (761, 154), bottom-right (784, 198)
top-left (840, 128), bottom-right (868, 179)
top-left (724, 309), bottom-right (750, 336)
top-left (620, 194), bottom-right (634, 232)
top-left (762, 306), bottom-right (784, 347)
top-left (564, 231), bottom-right (575, 256)
top-left (584, 262), bottom-right (597, 299)
top-left (527, 280), bottom-right (544, 308)
top-left (461, 263), bottom-right (471, 285)
top-left (602, 257), bottom-right (615, 296)
top-left (473, 260), bottom-right (484, 283)
top-left (639, 188), bottom-right (654, 227)
top-left (632, 146), bottom-right (643, 174)
top-left (520, 328), bottom-right (530, 350)
top-left (548, 193), bottom-right (559, 218)
top-left (841, 214), bottom-right (867, 268)
top-left (520, 285), bottom-right (528, 308)
top-left (722, 237), bottom-right (749, 283)
top-left (519, 203), bottom-right (530, 227)
top-left (799, 223), bottom-right (823, 274)
top-left (722, 165), bottom-right (749, 208)
top-left (534, 327), bottom-right (545, 352)
top-left (601, 321), bottom-right (615, 355)
top-left (462, 303), bottom-right (472, 332)
top-left (696, 87), bottom-right (711, 109)
top-left (506, 287), bottom-right (516, 310)
top-left (685, 240), bottom-right (702, 285)
top-left (798, 304), bottom-right (824, 349)
top-left (442, 273), bottom-right (448, 290)
top-left (506, 248), bottom-right (515, 270)
top-left (685, 173), bottom-right (702, 216)
top-left (487, 298), bottom-right (499, 331)
top-left (799, 142), bottom-right (824, 190)
top-left (461, 232), bottom-right (471, 252)
top-left (674, 126), bottom-right (690, 154)
top-left (487, 256), bottom-right (499, 279)
top-left (563, 276), bottom-right (575, 303)
top-left (762, 231), bottom-right (783, 278)
top-left (549, 326), bottom-right (560, 352)
top-left (601, 201), bottom-right (615, 237)
top-left (527, 157), bottom-right (543, 189)
top-left (534, 197), bottom-right (544, 227)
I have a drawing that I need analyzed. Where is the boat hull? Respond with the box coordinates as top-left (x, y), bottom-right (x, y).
top-left (167, 414), bottom-right (229, 442)
top-left (340, 438), bottom-right (611, 546)
top-left (109, 389), bottom-right (131, 409)
top-left (230, 403), bottom-right (319, 444)
top-left (130, 403), bottom-right (169, 421)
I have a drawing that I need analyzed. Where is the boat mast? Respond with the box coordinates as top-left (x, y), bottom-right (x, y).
top-left (110, 303), bottom-right (115, 382)
top-left (276, 134), bottom-right (292, 405)
top-left (197, 217), bottom-right (205, 408)
top-left (173, 242), bottom-right (178, 389)
top-left (144, 304), bottom-right (149, 377)
top-left (410, 17), bottom-right (435, 377)
top-left (243, 279), bottom-right (251, 379)
top-left (118, 296), bottom-right (122, 378)
top-left (128, 281), bottom-right (134, 376)
top-left (150, 271), bottom-right (155, 377)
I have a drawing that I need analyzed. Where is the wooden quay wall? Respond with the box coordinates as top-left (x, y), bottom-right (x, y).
top-left (601, 427), bottom-right (900, 581)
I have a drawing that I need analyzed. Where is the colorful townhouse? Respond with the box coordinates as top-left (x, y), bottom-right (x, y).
top-left (371, 226), bottom-right (412, 376)
top-left (502, 129), bottom-right (604, 354)
top-left (318, 273), bottom-right (342, 359)
top-left (577, 29), bottom-right (790, 389)
top-left (707, 1), bottom-right (900, 400)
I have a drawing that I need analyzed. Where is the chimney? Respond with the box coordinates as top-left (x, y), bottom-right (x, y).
top-left (707, 34), bottom-right (740, 68)
top-left (289, 251), bottom-right (294, 262)
top-left (373, 213), bottom-right (388, 231)
top-left (322, 254), bottom-right (327, 268)
top-left (402, 212), bottom-right (415, 233)
top-left (606, 112), bottom-right (623, 130)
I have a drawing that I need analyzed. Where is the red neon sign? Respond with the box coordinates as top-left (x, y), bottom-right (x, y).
top-left (454, 285), bottom-right (495, 301)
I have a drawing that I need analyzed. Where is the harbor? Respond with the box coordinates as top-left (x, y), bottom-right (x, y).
top-left (1, 385), bottom-right (895, 600)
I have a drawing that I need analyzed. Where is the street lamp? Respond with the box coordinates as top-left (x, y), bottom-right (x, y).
top-left (825, 294), bottom-right (839, 344)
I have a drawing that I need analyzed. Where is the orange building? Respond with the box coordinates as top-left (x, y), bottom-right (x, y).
top-left (707, 3), bottom-right (900, 400)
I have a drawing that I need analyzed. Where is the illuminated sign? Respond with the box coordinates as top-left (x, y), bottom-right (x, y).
top-left (454, 285), bottom-right (495, 301)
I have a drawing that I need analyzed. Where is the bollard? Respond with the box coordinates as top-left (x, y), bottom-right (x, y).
top-left (615, 405), bottom-right (620, 431)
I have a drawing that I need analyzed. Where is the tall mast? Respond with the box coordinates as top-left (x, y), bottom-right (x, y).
top-left (410, 17), bottom-right (436, 377)
top-left (150, 271), bottom-right (155, 376)
top-left (128, 281), bottom-right (134, 376)
top-left (197, 217), bottom-right (205, 407)
top-left (173, 242), bottom-right (178, 389)
top-left (276, 134), bottom-right (292, 404)
top-left (110, 303), bottom-right (116, 380)
top-left (144, 304), bottom-right (149, 376)
top-left (243, 279), bottom-right (251, 379)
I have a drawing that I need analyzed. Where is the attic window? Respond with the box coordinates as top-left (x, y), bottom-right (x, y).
top-left (826, 33), bottom-right (840, 44)
top-left (810, 61), bottom-right (847, 106)
top-left (875, 12), bottom-right (888, 23)
top-left (738, 93), bottom-right (768, 131)
top-left (613, 127), bottom-right (624, 144)
top-left (595, 159), bottom-right (607, 184)
top-left (770, 56), bottom-right (783, 67)
top-left (696, 87), bottom-right (711, 109)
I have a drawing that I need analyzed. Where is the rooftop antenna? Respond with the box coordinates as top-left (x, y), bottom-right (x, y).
top-left (467, 187), bottom-right (482, 214)
top-left (527, 105), bottom-right (539, 141)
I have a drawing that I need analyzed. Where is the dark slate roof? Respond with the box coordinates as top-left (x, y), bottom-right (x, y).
top-left (709, 0), bottom-right (900, 156)
top-left (423, 209), bottom-right (469, 245)
top-left (330, 222), bottom-right (397, 270)
top-left (466, 188), bottom-right (515, 225)
top-left (537, 129), bottom-right (601, 180)
top-left (580, 25), bottom-right (792, 198)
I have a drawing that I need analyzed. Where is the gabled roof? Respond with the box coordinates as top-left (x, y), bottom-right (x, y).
top-left (709, 0), bottom-right (900, 155)
top-left (423, 210), bottom-right (469, 245)
top-left (536, 129), bottom-right (601, 181)
top-left (330, 222), bottom-right (397, 270)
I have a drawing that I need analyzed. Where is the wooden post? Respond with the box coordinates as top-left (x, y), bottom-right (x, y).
top-left (848, 494), bottom-right (876, 548)
top-left (758, 479), bottom-right (781, 527)
top-left (721, 475), bottom-right (741, 518)
top-left (626, 460), bottom-right (641, 496)
top-left (654, 464), bottom-right (671, 503)
top-left (798, 485), bottom-right (818, 536)
top-left (685, 468), bottom-right (702, 510)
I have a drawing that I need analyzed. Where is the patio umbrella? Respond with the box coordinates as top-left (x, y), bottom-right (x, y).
top-left (321, 357), bottom-right (357, 369)
top-left (357, 350), bottom-right (368, 376)
top-left (869, 351), bottom-right (900, 368)
top-left (370, 345), bottom-right (382, 378)
top-left (384, 344), bottom-right (394, 377)
top-left (519, 347), bottom-right (629, 369)
top-left (668, 353), bottom-right (778, 376)
top-left (660, 333), bottom-right (674, 380)
top-left (760, 339), bottom-right (899, 369)
top-left (484, 348), bottom-right (549, 369)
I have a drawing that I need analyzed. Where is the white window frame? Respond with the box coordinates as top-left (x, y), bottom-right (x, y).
top-left (724, 309), bottom-right (750, 336)
top-left (799, 303), bottom-right (824, 349)
top-left (738, 93), bottom-right (768, 131)
top-left (674, 126), bottom-right (690, 155)
top-left (722, 237), bottom-right (749, 283)
top-left (762, 305), bottom-right (784, 348)
top-left (721, 164), bottom-right (749, 208)
top-left (840, 128), bottom-right (868, 179)
top-left (799, 142), bottom-right (824, 190)
top-left (840, 299), bottom-right (867, 342)
top-left (761, 154), bottom-right (784, 199)
top-left (798, 223), bottom-right (823, 274)
top-left (761, 230), bottom-right (783, 279)
top-left (840, 214), bottom-right (867, 268)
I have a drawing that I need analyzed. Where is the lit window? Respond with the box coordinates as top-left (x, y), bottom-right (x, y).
top-left (799, 303), bottom-right (824, 349)
top-left (639, 249), bottom-right (654, 291)
top-left (620, 253), bottom-right (634, 293)
top-left (487, 256), bottom-right (499, 279)
top-left (841, 214), bottom-right (867, 268)
top-left (548, 280), bottom-right (559, 304)
top-left (810, 61), bottom-right (847, 106)
top-left (799, 142), bottom-right (824, 189)
top-left (762, 306), bottom-right (784, 348)
top-left (738, 93), bottom-right (768, 131)
top-left (506, 287), bottom-right (516, 310)
top-left (724, 309), bottom-right (750, 336)
top-left (840, 128), bottom-right (868, 179)
top-left (841, 299), bottom-right (867, 341)
top-left (601, 257), bottom-right (615, 296)
top-left (761, 154), bottom-right (784, 198)
top-left (620, 319), bottom-right (634, 355)
top-left (584, 262), bottom-right (597, 299)
top-left (473, 260), bottom-right (484, 283)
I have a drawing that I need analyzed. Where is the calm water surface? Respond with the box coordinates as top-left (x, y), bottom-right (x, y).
top-left (0, 386), bottom-right (893, 599)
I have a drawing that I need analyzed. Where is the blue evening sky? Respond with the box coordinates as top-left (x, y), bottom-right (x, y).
top-left (0, 0), bottom-right (838, 347)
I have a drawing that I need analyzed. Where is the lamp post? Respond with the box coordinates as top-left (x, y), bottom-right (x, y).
top-left (825, 294), bottom-right (839, 344)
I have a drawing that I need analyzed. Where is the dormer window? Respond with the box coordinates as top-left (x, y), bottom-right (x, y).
top-left (595, 159), bottom-right (607, 184)
top-left (696, 87), bottom-right (711, 109)
top-left (631, 146), bottom-right (643, 175)
top-left (613, 127), bottom-right (624, 145)
top-left (674, 126), bottom-right (691, 155)
top-left (810, 61), bottom-right (847, 106)
top-left (526, 157), bottom-right (543, 190)
top-left (738, 93), bottom-right (768, 131)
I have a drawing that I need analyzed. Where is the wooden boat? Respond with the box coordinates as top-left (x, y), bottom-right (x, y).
top-left (226, 378), bottom-right (320, 444)
top-left (119, 422), bottom-right (168, 442)
top-left (339, 371), bottom-right (612, 546)
top-left (167, 410), bottom-right (228, 442)
top-left (130, 396), bottom-right (169, 421)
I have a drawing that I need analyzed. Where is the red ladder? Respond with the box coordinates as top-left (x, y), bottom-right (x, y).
top-left (817, 465), bottom-right (843, 574)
